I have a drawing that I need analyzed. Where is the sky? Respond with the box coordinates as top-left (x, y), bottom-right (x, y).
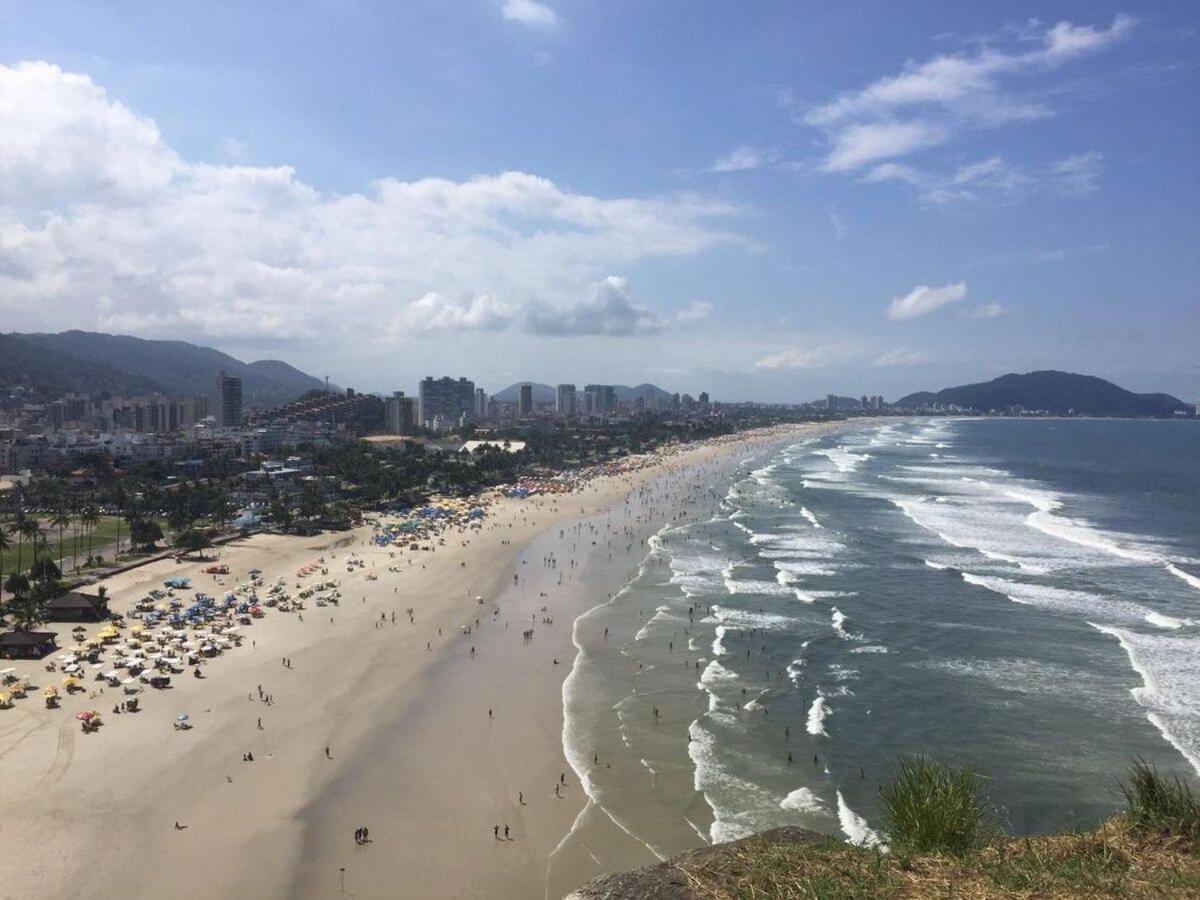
top-left (0, 1), bottom-right (1197, 402)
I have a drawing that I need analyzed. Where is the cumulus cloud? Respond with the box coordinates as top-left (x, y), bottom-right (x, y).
top-left (887, 282), bottom-right (968, 320)
top-left (872, 347), bottom-right (931, 366)
top-left (755, 341), bottom-right (863, 370)
top-left (389, 277), bottom-right (712, 337)
top-left (801, 15), bottom-right (1133, 175)
top-left (501, 0), bottom-right (558, 30)
top-left (0, 61), bottom-right (743, 343)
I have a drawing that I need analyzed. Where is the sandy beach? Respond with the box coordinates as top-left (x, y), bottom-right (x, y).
top-left (0, 422), bottom-right (856, 899)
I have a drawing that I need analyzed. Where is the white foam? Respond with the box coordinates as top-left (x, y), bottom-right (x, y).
top-left (699, 659), bottom-right (739, 688)
top-left (780, 787), bottom-right (827, 815)
top-left (687, 717), bottom-right (781, 844)
top-left (851, 644), bottom-right (889, 654)
top-left (816, 447), bottom-right (871, 473)
top-left (961, 571), bottom-right (1184, 629)
top-left (705, 605), bottom-right (800, 631)
top-left (800, 507), bottom-right (821, 528)
top-left (724, 578), bottom-right (796, 597)
top-left (1167, 562), bottom-right (1200, 593)
top-left (836, 792), bottom-right (885, 848)
top-left (1090, 624), bottom-right (1200, 777)
top-left (1145, 612), bottom-right (1190, 630)
top-left (830, 607), bottom-right (862, 641)
top-left (806, 695), bottom-right (829, 736)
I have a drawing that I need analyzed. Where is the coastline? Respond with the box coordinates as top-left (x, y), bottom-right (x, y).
top-left (0, 421), bottom-right (862, 899)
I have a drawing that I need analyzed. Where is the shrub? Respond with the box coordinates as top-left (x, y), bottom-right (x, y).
top-left (1121, 760), bottom-right (1199, 839)
top-left (881, 756), bottom-right (994, 856)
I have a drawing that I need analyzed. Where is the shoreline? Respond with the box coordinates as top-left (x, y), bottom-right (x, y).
top-left (0, 421), bottom-right (866, 899)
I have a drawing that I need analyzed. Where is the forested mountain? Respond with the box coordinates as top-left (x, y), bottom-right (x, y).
top-left (895, 371), bottom-right (1188, 417)
top-left (5, 331), bottom-right (324, 406)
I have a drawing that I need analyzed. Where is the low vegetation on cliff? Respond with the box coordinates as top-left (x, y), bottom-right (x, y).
top-left (578, 759), bottom-right (1199, 899)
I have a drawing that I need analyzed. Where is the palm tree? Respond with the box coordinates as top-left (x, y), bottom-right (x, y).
top-left (0, 527), bottom-right (11, 605)
top-left (71, 501), bottom-right (82, 571)
top-left (112, 486), bottom-right (127, 559)
top-left (81, 505), bottom-right (100, 566)
top-left (20, 519), bottom-right (41, 571)
top-left (51, 507), bottom-right (71, 572)
top-left (7, 510), bottom-right (28, 573)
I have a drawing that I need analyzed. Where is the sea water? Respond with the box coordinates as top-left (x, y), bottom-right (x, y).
top-left (559, 418), bottom-right (1200, 860)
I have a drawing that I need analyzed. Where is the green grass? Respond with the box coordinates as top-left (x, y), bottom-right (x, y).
top-left (657, 761), bottom-right (1200, 899)
top-left (0, 515), bottom-right (156, 576)
top-left (1121, 759), bottom-right (1200, 839)
top-left (880, 756), bottom-right (995, 857)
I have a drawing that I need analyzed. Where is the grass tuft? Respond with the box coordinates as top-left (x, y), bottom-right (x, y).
top-left (1120, 759), bottom-right (1200, 840)
top-left (880, 756), bottom-right (994, 857)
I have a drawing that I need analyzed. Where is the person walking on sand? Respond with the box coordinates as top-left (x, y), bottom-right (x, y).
top-left (326, 746), bottom-right (332, 759)
top-left (494, 825), bottom-right (499, 840)
top-left (504, 825), bottom-right (509, 840)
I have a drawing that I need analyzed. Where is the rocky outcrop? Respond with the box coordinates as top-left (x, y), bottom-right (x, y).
top-left (565, 826), bottom-right (829, 899)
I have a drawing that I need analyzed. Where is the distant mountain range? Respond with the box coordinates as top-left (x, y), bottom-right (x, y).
top-left (492, 382), bottom-right (676, 406)
top-left (1, 330), bottom-right (326, 407)
top-left (895, 371), bottom-right (1189, 417)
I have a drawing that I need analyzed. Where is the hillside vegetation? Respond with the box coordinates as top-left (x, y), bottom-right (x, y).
top-left (3, 331), bottom-right (324, 406)
top-left (574, 760), bottom-right (1200, 899)
top-left (896, 371), bottom-right (1188, 417)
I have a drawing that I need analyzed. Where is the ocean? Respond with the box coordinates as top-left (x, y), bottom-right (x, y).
top-left (557, 418), bottom-right (1200, 863)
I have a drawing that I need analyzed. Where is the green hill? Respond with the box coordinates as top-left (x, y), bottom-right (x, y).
top-left (7, 331), bottom-right (325, 407)
top-left (895, 371), bottom-right (1188, 417)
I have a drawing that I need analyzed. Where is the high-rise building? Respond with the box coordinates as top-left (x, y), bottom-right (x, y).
top-left (826, 394), bottom-right (837, 411)
top-left (518, 383), bottom-right (534, 417)
top-left (583, 384), bottom-right (616, 415)
top-left (385, 391), bottom-right (417, 435)
top-left (418, 376), bottom-right (475, 428)
top-left (698, 392), bottom-right (710, 408)
top-left (475, 388), bottom-right (488, 419)
top-left (555, 383), bottom-right (576, 417)
top-left (217, 372), bottom-right (244, 427)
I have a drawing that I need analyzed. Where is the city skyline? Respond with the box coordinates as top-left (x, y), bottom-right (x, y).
top-left (1, 3), bottom-right (1196, 402)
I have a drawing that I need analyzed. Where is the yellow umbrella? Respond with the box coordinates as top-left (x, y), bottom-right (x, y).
top-left (43, 686), bottom-right (58, 697)
top-left (61, 676), bottom-right (80, 689)
top-left (0, 693), bottom-right (12, 708)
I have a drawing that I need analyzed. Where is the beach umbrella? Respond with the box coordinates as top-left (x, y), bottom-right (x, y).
top-left (176, 713), bottom-right (189, 722)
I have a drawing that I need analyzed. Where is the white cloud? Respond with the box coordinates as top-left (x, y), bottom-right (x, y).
top-left (872, 347), bottom-right (931, 366)
top-left (962, 302), bottom-right (1010, 319)
top-left (1050, 151), bottom-right (1103, 195)
top-left (887, 281), bottom-right (968, 320)
top-left (501, 0), bottom-right (558, 30)
top-left (221, 137), bottom-right (247, 160)
top-left (712, 146), bottom-right (770, 172)
top-left (755, 341), bottom-right (863, 370)
top-left (0, 61), bottom-right (744, 343)
top-left (389, 277), bottom-right (712, 337)
top-left (824, 120), bottom-right (948, 172)
top-left (865, 152), bottom-right (1100, 204)
top-left (803, 15), bottom-right (1133, 174)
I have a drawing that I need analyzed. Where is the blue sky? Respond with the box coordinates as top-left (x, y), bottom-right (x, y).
top-left (0, 1), bottom-right (1196, 401)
